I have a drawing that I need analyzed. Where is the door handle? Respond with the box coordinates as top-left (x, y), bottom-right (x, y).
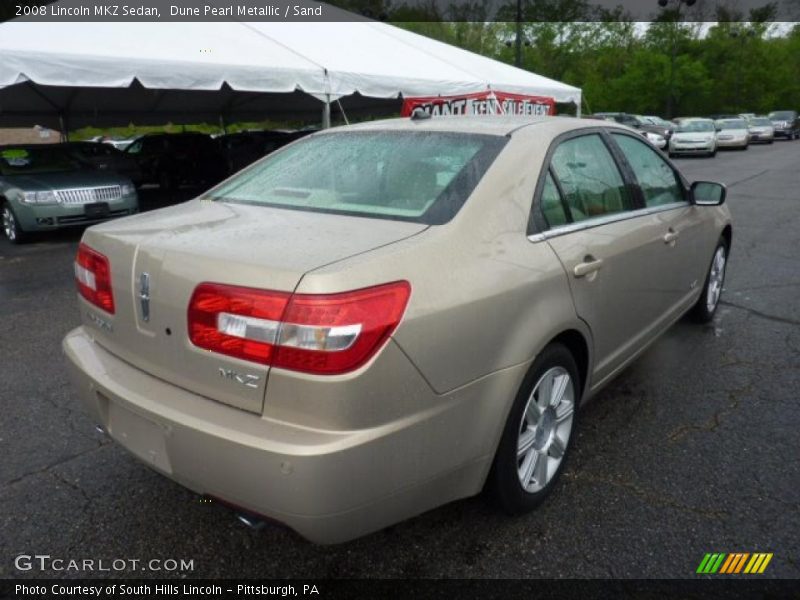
top-left (663, 229), bottom-right (680, 244)
top-left (573, 257), bottom-right (604, 278)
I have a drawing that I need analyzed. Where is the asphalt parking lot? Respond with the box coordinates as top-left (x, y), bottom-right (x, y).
top-left (1, 141), bottom-right (798, 580)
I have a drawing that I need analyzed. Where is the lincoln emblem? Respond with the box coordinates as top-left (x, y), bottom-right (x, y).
top-left (139, 272), bottom-right (150, 322)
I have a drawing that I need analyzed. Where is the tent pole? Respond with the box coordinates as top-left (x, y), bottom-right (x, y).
top-left (322, 95), bottom-right (331, 129)
top-left (59, 113), bottom-right (69, 142)
top-left (576, 100), bottom-right (582, 118)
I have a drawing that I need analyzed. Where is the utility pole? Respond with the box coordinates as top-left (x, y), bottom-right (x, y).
top-left (515, 0), bottom-right (523, 67)
top-left (730, 27), bottom-right (756, 111)
top-left (657, 0), bottom-right (696, 118)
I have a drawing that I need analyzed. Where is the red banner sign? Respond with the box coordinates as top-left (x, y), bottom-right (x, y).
top-left (401, 91), bottom-right (556, 118)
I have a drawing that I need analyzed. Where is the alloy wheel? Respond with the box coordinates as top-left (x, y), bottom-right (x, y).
top-left (706, 245), bottom-right (727, 313)
top-left (516, 366), bottom-right (575, 493)
top-left (2, 206), bottom-right (16, 242)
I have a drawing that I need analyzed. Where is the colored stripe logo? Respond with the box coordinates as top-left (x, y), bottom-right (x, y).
top-left (697, 553), bottom-right (773, 574)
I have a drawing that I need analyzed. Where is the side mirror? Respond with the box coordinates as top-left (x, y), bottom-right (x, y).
top-left (691, 181), bottom-right (726, 206)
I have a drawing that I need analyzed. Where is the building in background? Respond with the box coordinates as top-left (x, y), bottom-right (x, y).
top-left (0, 125), bottom-right (60, 145)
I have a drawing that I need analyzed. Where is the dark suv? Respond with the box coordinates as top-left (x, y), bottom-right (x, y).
top-left (767, 111), bottom-right (800, 140)
top-left (124, 133), bottom-right (226, 190)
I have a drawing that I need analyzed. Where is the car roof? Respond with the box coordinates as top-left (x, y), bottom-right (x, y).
top-left (318, 115), bottom-right (631, 138)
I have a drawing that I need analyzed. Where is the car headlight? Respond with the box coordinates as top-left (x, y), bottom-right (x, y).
top-left (21, 190), bottom-right (59, 205)
top-left (121, 183), bottom-right (136, 196)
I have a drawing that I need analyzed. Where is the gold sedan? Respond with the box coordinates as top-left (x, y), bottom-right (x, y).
top-left (63, 115), bottom-right (732, 543)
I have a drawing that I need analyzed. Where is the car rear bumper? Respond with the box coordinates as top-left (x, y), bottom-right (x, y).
top-left (63, 327), bottom-right (520, 543)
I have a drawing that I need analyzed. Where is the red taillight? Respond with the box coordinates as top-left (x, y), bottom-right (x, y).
top-left (188, 281), bottom-right (411, 375)
top-left (75, 243), bottom-right (115, 314)
top-left (188, 283), bottom-right (290, 365)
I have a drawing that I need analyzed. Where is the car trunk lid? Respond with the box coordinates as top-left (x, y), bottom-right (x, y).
top-left (79, 199), bottom-right (427, 413)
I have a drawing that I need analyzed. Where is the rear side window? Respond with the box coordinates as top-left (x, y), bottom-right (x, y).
top-left (612, 134), bottom-right (685, 208)
top-left (550, 134), bottom-right (631, 223)
top-left (540, 172), bottom-right (568, 228)
top-left (207, 131), bottom-right (507, 225)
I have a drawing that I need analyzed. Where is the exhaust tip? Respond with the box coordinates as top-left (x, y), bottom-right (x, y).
top-left (236, 513), bottom-right (266, 531)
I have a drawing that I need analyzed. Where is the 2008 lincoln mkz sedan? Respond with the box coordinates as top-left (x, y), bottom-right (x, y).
top-left (63, 116), bottom-right (732, 543)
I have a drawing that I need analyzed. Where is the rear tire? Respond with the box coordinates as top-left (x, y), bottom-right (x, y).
top-left (2, 202), bottom-right (27, 244)
top-left (691, 238), bottom-right (728, 323)
top-left (487, 343), bottom-right (580, 514)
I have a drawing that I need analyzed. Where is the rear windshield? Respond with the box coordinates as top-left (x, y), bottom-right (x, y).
top-left (206, 131), bottom-right (508, 224)
top-left (769, 111), bottom-right (795, 120)
top-left (0, 146), bottom-right (78, 175)
top-left (675, 121), bottom-right (714, 133)
top-left (750, 118), bottom-right (771, 126)
top-left (717, 119), bottom-right (747, 129)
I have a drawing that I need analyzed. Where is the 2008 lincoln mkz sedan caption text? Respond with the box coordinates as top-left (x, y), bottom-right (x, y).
top-left (63, 116), bottom-right (732, 543)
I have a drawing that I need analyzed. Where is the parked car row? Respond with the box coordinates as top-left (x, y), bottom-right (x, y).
top-left (102, 128), bottom-right (317, 190)
top-left (0, 127), bottom-right (319, 244)
top-left (588, 109), bottom-right (800, 158)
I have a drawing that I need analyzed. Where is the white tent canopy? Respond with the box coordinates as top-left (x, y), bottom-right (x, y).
top-left (0, 15), bottom-right (582, 130)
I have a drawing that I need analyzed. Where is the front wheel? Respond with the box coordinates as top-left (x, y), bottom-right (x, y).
top-left (2, 203), bottom-right (27, 244)
top-left (487, 343), bottom-right (580, 514)
top-left (691, 238), bottom-right (728, 322)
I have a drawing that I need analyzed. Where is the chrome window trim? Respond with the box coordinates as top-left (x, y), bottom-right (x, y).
top-left (527, 201), bottom-right (687, 243)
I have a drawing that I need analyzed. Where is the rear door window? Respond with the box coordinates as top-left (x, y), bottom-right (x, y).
top-left (549, 134), bottom-right (632, 223)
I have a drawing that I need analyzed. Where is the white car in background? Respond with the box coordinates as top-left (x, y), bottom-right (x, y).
top-left (669, 118), bottom-right (717, 158)
top-left (644, 131), bottom-right (667, 149)
top-left (714, 119), bottom-right (750, 150)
